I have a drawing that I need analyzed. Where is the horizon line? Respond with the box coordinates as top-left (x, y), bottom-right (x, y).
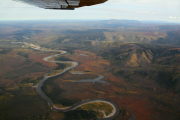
top-left (0, 19), bottom-right (180, 24)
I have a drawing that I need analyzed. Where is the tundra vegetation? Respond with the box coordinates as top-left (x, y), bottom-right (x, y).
top-left (0, 20), bottom-right (179, 120)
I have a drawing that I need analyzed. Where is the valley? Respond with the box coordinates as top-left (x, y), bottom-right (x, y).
top-left (0, 20), bottom-right (179, 120)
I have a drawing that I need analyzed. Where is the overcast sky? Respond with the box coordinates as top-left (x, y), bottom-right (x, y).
top-left (0, 0), bottom-right (180, 22)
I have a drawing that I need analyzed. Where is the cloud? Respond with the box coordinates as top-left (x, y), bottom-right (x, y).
top-left (169, 16), bottom-right (180, 20)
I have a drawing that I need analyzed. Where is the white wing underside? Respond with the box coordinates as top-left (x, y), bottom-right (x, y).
top-left (17, 0), bottom-right (80, 9)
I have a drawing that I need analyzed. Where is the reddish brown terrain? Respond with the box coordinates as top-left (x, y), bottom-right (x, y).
top-left (0, 20), bottom-right (179, 120)
top-left (43, 50), bottom-right (179, 120)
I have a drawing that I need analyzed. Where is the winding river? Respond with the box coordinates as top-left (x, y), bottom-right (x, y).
top-left (14, 42), bottom-right (118, 119)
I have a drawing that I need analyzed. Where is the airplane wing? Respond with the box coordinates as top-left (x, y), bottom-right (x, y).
top-left (15, 0), bottom-right (107, 10)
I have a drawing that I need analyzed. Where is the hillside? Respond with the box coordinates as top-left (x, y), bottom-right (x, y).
top-left (100, 43), bottom-right (180, 91)
top-left (0, 20), bottom-right (180, 120)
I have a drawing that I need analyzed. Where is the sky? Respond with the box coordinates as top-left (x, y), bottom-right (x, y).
top-left (0, 0), bottom-right (180, 22)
